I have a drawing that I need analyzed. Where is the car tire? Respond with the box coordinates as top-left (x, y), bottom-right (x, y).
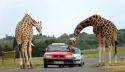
top-left (69, 64), bottom-right (74, 67)
top-left (44, 64), bottom-right (48, 68)
top-left (78, 64), bottom-right (83, 67)
top-left (59, 65), bottom-right (64, 68)
top-left (83, 62), bottom-right (85, 65)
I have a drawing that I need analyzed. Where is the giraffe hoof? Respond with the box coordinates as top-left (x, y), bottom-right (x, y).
top-left (28, 67), bottom-right (33, 69)
top-left (30, 64), bottom-right (33, 69)
top-left (20, 65), bottom-right (26, 69)
top-left (108, 63), bottom-right (112, 66)
top-left (96, 63), bottom-right (101, 67)
top-left (20, 65), bottom-right (23, 69)
top-left (27, 65), bottom-right (33, 69)
top-left (96, 62), bottom-right (105, 67)
top-left (115, 60), bottom-right (118, 63)
top-left (100, 62), bottom-right (105, 66)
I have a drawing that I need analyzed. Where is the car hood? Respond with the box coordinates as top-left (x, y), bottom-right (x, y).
top-left (44, 52), bottom-right (72, 56)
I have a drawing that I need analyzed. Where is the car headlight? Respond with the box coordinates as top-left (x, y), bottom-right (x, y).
top-left (75, 56), bottom-right (81, 59)
top-left (44, 54), bottom-right (52, 59)
top-left (66, 55), bottom-right (74, 59)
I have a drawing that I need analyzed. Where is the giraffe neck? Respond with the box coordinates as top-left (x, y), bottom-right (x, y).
top-left (22, 14), bottom-right (37, 27)
top-left (73, 14), bottom-right (101, 37)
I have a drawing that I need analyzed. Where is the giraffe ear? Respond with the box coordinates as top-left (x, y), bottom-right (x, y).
top-left (25, 13), bottom-right (28, 16)
top-left (38, 21), bottom-right (42, 25)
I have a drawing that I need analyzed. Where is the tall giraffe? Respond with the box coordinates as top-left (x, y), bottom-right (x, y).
top-left (70, 14), bottom-right (118, 67)
top-left (15, 14), bottom-right (42, 69)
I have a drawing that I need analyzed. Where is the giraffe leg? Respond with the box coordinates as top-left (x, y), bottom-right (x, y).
top-left (21, 46), bottom-right (26, 69)
top-left (19, 51), bottom-right (23, 69)
top-left (115, 55), bottom-right (117, 63)
top-left (22, 42), bottom-right (30, 69)
top-left (101, 47), bottom-right (105, 66)
top-left (96, 48), bottom-right (103, 67)
top-left (106, 38), bottom-right (113, 65)
top-left (101, 38), bottom-right (105, 66)
top-left (108, 45), bottom-right (113, 64)
top-left (19, 44), bottom-right (23, 69)
top-left (28, 42), bottom-right (33, 69)
top-left (25, 45), bottom-right (30, 68)
top-left (96, 37), bottom-right (103, 67)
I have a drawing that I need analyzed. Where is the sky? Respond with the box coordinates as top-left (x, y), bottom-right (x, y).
top-left (0, 0), bottom-right (125, 38)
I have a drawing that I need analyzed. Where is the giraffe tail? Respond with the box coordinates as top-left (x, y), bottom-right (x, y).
top-left (19, 44), bottom-right (21, 51)
top-left (114, 40), bottom-right (117, 56)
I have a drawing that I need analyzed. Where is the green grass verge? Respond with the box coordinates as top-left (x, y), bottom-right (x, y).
top-left (83, 49), bottom-right (98, 58)
top-left (103, 59), bottom-right (125, 72)
top-left (83, 46), bottom-right (125, 58)
top-left (0, 57), bottom-right (43, 68)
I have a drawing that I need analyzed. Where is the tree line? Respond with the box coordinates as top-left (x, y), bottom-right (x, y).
top-left (0, 29), bottom-right (125, 57)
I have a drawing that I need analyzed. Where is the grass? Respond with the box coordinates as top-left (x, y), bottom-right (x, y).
top-left (103, 59), bottom-right (125, 72)
top-left (0, 57), bottom-right (43, 68)
top-left (83, 46), bottom-right (125, 58)
top-left (83, 49), bottom-right (98, 58)
top-left (117, 46), bottom-right (125, 52)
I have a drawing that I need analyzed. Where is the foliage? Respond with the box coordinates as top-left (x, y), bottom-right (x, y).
top-left (0, 29), bottom-right (124, 57)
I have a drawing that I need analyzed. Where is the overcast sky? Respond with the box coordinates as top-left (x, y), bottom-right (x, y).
top-left (0, 0), bottom-right (125, 38)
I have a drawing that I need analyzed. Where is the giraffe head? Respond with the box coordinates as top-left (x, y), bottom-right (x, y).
top-left (69, 37), bottom-right (76, 47)
top-left (35, 21), bottom-right (42, 35)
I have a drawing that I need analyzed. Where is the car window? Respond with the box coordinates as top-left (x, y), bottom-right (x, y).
top-left (47, 45), bottom-right (68, 52)
top-left (72, 49), bottom-right (81, 54)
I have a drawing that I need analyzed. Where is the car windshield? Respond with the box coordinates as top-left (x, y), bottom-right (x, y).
top-left (47, 45), bottom-right (68, 52)
top-left (72, 48), bottom-right (81, 54)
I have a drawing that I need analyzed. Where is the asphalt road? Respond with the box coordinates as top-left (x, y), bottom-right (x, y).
top-left (0, 58), bottom-right (107, 72)
top-left (0, 52), bottom-right (125, 72)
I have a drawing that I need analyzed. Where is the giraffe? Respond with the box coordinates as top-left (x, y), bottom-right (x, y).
top-left (70, 14), bottom-right (118, 67)
top-left (15, 14), bottom-right (42, 69)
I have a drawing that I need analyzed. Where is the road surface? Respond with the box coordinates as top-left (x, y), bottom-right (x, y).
top-left (0, 52), bottom-right (125, 72)
top-left (0, 58), bottom-right (107, 72)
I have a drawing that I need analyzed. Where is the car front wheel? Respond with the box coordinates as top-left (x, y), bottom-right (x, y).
top-left (69, 64), bottom-right (74, 67)
top-left (78, 64), bottom-right (83, 67)
top-left (44, 64), bottom-right (48, 68)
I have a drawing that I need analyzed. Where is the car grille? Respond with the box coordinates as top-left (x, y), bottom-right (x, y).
top-left (53, 55), bottom-right (65, 58)
top-left (44, 59), bottom-right (74, 65)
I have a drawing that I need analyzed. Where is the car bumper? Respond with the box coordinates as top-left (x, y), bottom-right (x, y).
top-left (73, 60), bottom-right (83, 64)
top-left (44, 58), bottom-right (74, 65)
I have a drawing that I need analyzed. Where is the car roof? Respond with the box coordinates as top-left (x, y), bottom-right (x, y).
top-left (48, 43), bottom-right (68, 47)
top-left (74, 48), bottom-right (80, 50)
top-left (50, 43), bottom-right (68, 46)
top-left (51, 43), bottom-right (67, 45)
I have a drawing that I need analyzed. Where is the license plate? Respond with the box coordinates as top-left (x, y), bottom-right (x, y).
top-left (54, 61), bottom-right (64, 64)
